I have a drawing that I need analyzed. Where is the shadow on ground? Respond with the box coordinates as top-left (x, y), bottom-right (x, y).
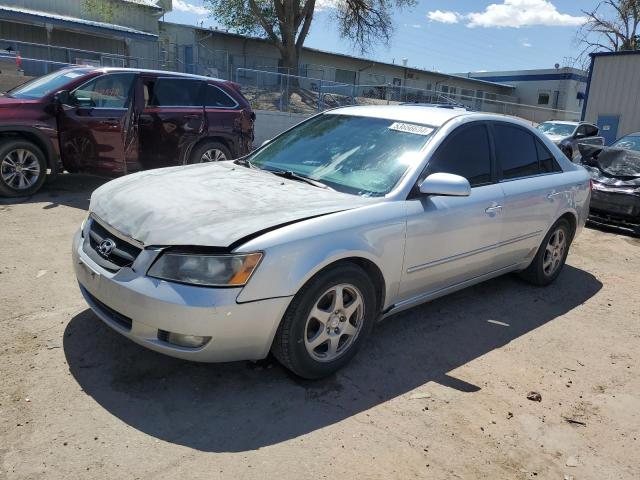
top-left (0, 173), bottom-right (108, 210)
top-left (64, 265), bottom-right (601, 453)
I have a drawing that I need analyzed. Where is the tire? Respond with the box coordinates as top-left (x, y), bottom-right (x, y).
top-left (519, 218), bottom-right (572, 286)
top-left (0, 140), bottom-right (47, 197)
top-left (271, 263), bottom-right (378, 379)
top-left (188, 141), bottom-right (232, 164)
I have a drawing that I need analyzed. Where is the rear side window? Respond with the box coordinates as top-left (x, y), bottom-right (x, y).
top-left (494, 125), bottom-right (539, 180)
top-left (536, 140), bottom-right (562, 173)
top-left (204, 84), bottom-right (237, 108)
top-left (149, 78), bottom-right (203, 107)
top-left (425, 124), bottom-right (492, 187)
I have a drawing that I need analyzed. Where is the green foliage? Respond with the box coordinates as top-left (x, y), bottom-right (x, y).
top-left (203, 0), bottom-right (279, 37)
top-left (82, 0), bottom-right (131, 24)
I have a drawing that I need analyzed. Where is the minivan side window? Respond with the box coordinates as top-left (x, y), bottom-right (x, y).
top-left (425, 124), bottom-right (492, 187)
top-left (149, 78), bottom-right (203, 107)
top-left (71, 73), bottom-right (135, 108)
top-left (204, 84), bottom-right (237, 108)
top-left (494, 124), bottom-right (539, 180)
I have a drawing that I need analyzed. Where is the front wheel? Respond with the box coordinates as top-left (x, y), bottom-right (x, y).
top-left (519, 218), bottom-right (572, 286)
top-left (0, 140), bottom-right (47, 197)
top-left (271, 263), bottom-right (378, 379)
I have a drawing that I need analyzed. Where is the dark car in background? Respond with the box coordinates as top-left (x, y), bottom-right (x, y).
top-left (578, 144), bottom-right (640, 235)
top-left (537, 121), bottom-right (604, 160)
top-left (0, 67), bottom-right (254, 197)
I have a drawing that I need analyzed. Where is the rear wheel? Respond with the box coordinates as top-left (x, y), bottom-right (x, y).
top-left (272, 263), bottom-right (377, 379)
top-left (188, 141), bottom-right (231, 164)
top-left (519, 218), bottom-right (572, 286)
top-left (0, 140), bottom-right (47, 197)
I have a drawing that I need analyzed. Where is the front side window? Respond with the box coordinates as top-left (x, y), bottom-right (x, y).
top-left (149, 78), bottom-right (203, 107)
top-left (494, 124), bottom-right (539, 180)
top-left (72, 73), bottom-right (136, 108)
top-left (246, 114), bottom-right (435, 196)
top-left (6, 68), bottom-right (92, 99)
top-left (424, 124), bottom-right (492, 187)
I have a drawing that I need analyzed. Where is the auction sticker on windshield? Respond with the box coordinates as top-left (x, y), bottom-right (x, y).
top-left (388, 122), bottom-right (434, 136)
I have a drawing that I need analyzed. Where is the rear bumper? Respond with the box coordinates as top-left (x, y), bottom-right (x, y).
top-left (72, 228), bottom-right (292, 362)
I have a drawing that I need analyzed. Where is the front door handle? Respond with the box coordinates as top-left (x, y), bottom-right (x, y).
top-left (485, 205), bottom-right (503, 215)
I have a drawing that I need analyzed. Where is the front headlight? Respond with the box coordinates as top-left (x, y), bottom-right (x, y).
top-left (147, 252), bottom-right (263, 287)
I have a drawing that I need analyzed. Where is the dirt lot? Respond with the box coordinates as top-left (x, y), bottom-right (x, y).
top-left (1, 174), bottom-right (638, 480)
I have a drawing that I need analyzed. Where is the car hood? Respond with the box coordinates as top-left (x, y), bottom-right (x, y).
top-left (0, 95), bottom-right (38, 106)
top-left (544, 134), bottom-right (567, 144)
top-left (89, 161), bottom-right (378, 247)
top-left (578, 144), bottom-right (640, 189)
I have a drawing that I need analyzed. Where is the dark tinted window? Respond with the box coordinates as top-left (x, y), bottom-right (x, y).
top-left (425, 124), bottom-right (492, 187)
top-left (204, 84), bottom-right (237, 108)
top-left (149, 78), bottom-right (202, 107)
top-left (536, 139), bottom-right (562, 173)
top-left (494, 125), bottom-right (539, 180)
top-left (582, 124), bottom-right (599, 137)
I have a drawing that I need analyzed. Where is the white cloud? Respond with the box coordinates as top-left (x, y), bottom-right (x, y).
top-left (315, 0), bottom-right (340, 11)
top-left (466, 0), bottom-right (586, 28)
top-left (427, 10), bottom-right (462, 24)
top-left (172, 0), bottom-right (208, 15)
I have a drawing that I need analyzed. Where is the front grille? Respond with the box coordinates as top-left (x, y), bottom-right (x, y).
top-left (81, 286), bottom-right (133, 331)
top-left (84, 217), bottom-right (142, 271)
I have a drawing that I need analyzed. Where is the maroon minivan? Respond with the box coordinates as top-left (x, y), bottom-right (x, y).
top-left (0, 67), bottom-right (255, 197)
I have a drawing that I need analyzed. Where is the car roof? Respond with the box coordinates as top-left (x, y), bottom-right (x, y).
top-left (328, 105), bottom-right (475, 127)
top-left (69, 66), bottom-right (228, 83)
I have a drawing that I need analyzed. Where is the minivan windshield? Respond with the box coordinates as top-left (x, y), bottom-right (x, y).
top-left (244, 113), bottom-right (435, 196)
top-left (537, 122), bottom-right (576, 137)
top-left (5, 68), bottom-right (92, 99)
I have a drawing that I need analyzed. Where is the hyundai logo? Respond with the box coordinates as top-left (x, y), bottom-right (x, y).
top-left (97, 238), bottom-right (116, 258)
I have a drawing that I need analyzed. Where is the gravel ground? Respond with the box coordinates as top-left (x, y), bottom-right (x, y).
top-left (1, 174), bottom-right (638, 480)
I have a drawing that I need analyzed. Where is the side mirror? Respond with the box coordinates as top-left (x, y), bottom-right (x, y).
top-left (53, 89), bottom-right (71, 108)
top-left (418, 173), bottom-right (471, 197)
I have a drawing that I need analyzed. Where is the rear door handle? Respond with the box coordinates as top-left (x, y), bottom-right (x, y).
top-left (99, 120), bottom-right (118, 127)
top-left (184, 114), bottom-right (201, 119)
top-left (547, 191), bottom-right (564, 200)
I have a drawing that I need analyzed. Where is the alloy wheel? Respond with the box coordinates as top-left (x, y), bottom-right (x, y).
top-left (1, 148), bottom-right (41, 191)
top-left (304, 283), bottom-right (365, 362)
top-left (200, 148), bottom-right (227, 163)
top-left (542, 227), bottom-right (567, 276)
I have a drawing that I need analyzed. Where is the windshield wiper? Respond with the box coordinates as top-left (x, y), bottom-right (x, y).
top-left (267, 169), bottom-right (334, 190)
top-left (234, 157), bottom-right (256, 169)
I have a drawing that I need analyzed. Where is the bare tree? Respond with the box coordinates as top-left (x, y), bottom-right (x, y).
top-left (204, 0), bottom-right (415, 76)
top-left (576, 0), bottom-right (640, 67)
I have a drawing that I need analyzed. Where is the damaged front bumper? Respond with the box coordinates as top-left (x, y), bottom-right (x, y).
top-left (588, 185), bottom-right (640, 234)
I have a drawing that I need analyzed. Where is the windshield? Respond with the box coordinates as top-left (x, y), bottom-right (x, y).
top-left (536, 122), bottom-right (576, 137)
top-left (611, 135), bottom-right (640, 152)
top-left (5, 68), bottom-right (92, 99)
top-left (246, 114), bottom-right (435, 196)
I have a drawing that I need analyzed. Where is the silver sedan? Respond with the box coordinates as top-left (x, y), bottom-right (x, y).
top-left (72, 106), bottom-right (591, 379)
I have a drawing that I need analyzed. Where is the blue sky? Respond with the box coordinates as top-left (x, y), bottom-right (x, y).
top-left (166, 0), bottom-right (601, 73)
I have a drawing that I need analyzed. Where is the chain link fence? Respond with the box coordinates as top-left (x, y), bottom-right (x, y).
top-left (236, 68), bottom-right (581, 124)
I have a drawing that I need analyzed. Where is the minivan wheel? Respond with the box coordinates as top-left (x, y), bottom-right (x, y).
top-left (519, 218), bottom-right (572, 286)
top-left (0, 140), bottom-right (47, 197)
top-left (271, 263), bottom-right (377, 379)
top-left (188, 141), bottom-right (231, 164)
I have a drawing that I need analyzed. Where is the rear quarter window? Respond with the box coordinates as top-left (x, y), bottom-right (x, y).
top-left (204, 84), bottom-right (237, 108)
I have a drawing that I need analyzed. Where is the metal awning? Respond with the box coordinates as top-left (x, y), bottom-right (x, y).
top-left (0, 5), bottom-right (158, 42)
